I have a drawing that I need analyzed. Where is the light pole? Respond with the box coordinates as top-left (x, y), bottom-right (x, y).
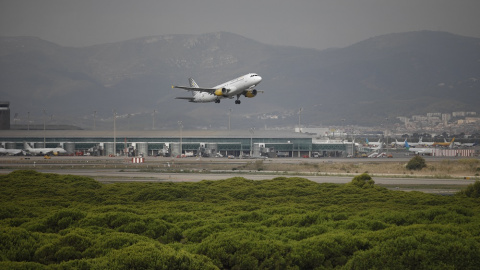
top-left (249, 127), bottom-right (255, 157)
top-left (152, 110), bottom-right (156, 130)
top-left (178, 121), bottom-right (183, 156)
top-left (43, 109), bottom-right (46, 145)
top-left (298, 107), bottom-right (303, 132)
top-left (93, 111), bottom-right (96, 130)
top-left (385, 118), bottom-right (389, 156)
top-left (113, 110), bottom-right (117, 156)
top-left (228, 108), bottom-right (232, 130)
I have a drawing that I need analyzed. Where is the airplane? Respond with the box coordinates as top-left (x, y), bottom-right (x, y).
top-left (405, 141), bottom-right (434, 155)
top-left (0, 147), bottom-right (24, 156)
top-left (364, 142), bottom-right (383, 152)
top-left (397, 137), bottom-right (430, 148)
top-left (23, 142), bottom-right (67, 156)
top-left (418, 137), bottom-right (434, 146)
top-left (172, 73), bottom-right (262, 104)
top-left (365, 138), bottom-right (382, 147)
top-left (463, 141), bottom-right (478, 147)
top-left (393, 138), bottom-right (406, 148)
top-left (410, 137), bottom-right (426, 147)
top-left (432, 138), bottom-right (455, 148)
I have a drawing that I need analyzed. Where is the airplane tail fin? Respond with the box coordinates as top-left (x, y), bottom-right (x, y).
top-left (189, 78), bottom-right (199, 88)
top-left (188, 78), bottom-right (200, 96)
top-left (405, 141), bottom-right (410, 150)
top-left (23, 142), bottom-right (32, 150)
top-left (449, 138), bottom-right (455, 148)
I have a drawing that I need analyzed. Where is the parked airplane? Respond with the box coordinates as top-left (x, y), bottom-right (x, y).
top-left (393, 138), bottom-right (406, 148)
top-left (432, 138), bottom-right (455, 148)
top-left (463, 141), bottom-right (478, 147)
top-left (23, 142), bottom-right (67, 155)
top-left (405, 141), bottom-right (434, 155)
top-left (365, 138), bottom-right (382, 147)
top-left (173, 73), bottom-right (262, 104)
top-left (0, 147), bottom-right (23, 155)
top-left (365, 142), bottom-right (383, 153)
top-left (418, 138), bottom-right (434, 146)
top-left (399, 137), bottom-right (434, 147)
top-left (406, 137), bottom-right (424, 147)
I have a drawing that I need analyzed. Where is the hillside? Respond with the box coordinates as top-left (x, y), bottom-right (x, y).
top-left (1, 170), bottom-right (479, 269)
top-left (1, 31), bottom-right (479, 129)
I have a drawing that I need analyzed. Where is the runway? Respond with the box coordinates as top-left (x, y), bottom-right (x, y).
top-left (0, 167), bottom-right (474, 195)
top-left (0, 155), bottom-right (476, 194)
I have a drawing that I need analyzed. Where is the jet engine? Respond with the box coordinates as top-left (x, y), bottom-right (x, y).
top-left (214, 88), bottom-right (227, 96)
top-left (243, 89), bottom-right (257, 98)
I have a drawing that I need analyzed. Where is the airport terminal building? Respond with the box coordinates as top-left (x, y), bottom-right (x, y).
top-left (0, 129), bottom-right (354, 158)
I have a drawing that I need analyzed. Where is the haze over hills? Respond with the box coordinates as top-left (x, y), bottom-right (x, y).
top-left (1, 31), bottom-right (479, 130)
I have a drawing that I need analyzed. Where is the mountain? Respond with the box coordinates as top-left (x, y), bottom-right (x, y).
top-left (1, 31), bottom-right (479, 129)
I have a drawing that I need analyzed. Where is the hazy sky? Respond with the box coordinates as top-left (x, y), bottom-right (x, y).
top-left (1, 0), bottom-right (479, 50)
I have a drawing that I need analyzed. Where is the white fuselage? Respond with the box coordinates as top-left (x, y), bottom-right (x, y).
top-left (366, 142), bottom-right (382, 147)
top-left (408, 147), bottom-right (434, 155)
top-left (26, 147), bottom-right (67, 155)
top-left (0, 148), bottom-right (23, 155)
top-left (23, 142), bottom-right (66, 155)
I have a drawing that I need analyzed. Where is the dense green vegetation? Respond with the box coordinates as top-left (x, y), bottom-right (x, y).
top-left (1, 170), bottom-right (480, 269)
top-left (459, 180), bottom-right (480, 199)
top-left (406, 155), bottom-right (427, 170)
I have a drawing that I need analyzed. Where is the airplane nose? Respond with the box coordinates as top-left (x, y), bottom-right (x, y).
top-left (257, 76), bottom-right (262, 83)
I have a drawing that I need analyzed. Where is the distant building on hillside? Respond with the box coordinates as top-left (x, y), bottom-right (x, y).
top-left (0, 101), bottom-right (10, 130)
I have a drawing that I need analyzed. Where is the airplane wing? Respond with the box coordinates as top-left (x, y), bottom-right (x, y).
top-left (172, 85), bottom-right (221, 94)
top-left (175, 97), bottom-right (195, 101)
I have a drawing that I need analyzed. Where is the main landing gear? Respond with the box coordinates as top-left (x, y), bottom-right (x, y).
top-left (215, 99), bottom-right (221, 103)
top-left (235, 95), bottom-right (241, 104)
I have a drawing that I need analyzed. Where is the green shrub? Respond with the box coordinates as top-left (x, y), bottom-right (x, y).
top-left (0, 227), bottom-right (39, 262)
top-left (350, 173), bottom-right (375, 188)
top-left (197, 231), bottom-right (289, 269)
top-left (101, 242), bottom-right (217, 270)
top-left (406, 156), bottom-right (427, 170)
top-left (54, 246), bottom-right (81, 262)
top-left (0, 261), bottom-right (47, 269)
top-left (44, 210), bottom-right (85, 233)
top-left (459, 180), bottom-right (480, 198)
